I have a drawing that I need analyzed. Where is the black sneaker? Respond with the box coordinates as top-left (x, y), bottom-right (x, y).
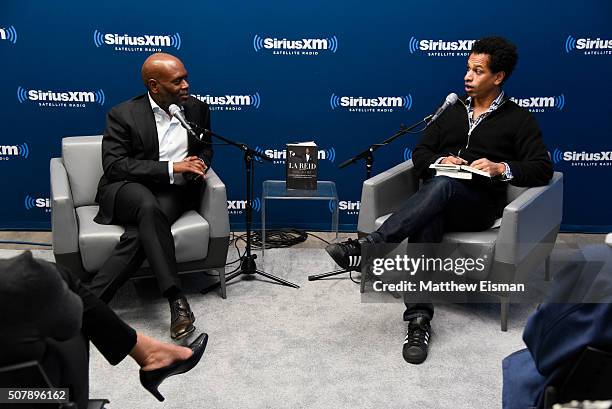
top-left (402, 316), bottom-right (431, 364)
top-left (325, 238), bottom-right (362, 270)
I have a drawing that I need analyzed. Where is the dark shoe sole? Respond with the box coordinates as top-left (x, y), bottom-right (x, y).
top-left (171, 324), bottom-right (196, 340)
top-left (171, 313), bottom-right (196, 340)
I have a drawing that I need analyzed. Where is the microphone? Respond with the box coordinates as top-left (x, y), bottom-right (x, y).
top-left (427, 93), bottom-right (458, 124)
top-left (169, 104), bottom-right (197, 137)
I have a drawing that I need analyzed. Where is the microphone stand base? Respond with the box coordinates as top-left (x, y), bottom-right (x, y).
top-left (201, 254), bottom-right (299, 295)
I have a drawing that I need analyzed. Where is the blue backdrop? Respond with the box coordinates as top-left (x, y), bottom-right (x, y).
top-left (1, 0), bottom-right (611, 232)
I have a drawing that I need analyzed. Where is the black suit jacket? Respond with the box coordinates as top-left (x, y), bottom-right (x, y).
top-left (94, 94), bottom-right (212, 224)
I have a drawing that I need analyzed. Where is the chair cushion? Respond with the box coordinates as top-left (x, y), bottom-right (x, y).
top-left (76, 206), bottom-right (209, 272)
top-left (62, 136), bottom-right (104, 207)
top-left (375, 214), bottom-right (497, 280)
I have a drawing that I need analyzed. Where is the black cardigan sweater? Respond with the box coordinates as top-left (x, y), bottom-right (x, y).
top-left (412, 95), bottom-right (554, 213)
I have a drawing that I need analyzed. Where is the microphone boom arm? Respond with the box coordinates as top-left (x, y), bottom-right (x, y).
top-left (338, 115), bottom-right (431, 178)
top-left (188, 122), bottom-right (272, 162)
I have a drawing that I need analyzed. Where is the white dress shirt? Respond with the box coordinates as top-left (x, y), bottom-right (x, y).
top-left (148, 93), bottom-right (189, 184)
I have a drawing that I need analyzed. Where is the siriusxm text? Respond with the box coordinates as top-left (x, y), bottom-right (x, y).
top-left (510, 97), bottom-right (556, 108)
top-left (264, 38), bottom-right (329, 50)
top-left (419, 39), bottom-right (475, 51)
top-left (0, 145), bottom-right (19, 155)
top-left (341, 96), bottom-right (404, 107)
top-left (26, 90), bottom-right (96, 102)
top-left (227, 200), bottom-right (248, 210)
top-left (192, 95), bottom-right (253, 106)
top-left (338, 201), bottom-right (360, 211)
top-left (27, 198), bottom-right (51, 208)
top-left (575, 38), bottom-right (612, 50)
top-left (563, 151), bottom-right (612, 161)
top-left (103, 34), bottom-right (172, 47)
top-left (260, 149), bottom-right (329, 160)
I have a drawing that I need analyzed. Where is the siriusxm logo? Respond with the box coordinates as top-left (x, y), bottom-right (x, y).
top-left (191, 92), bottom-right (261, 111)
top-left (330, 93), bottom-right (413, 113)
top-left (227, 198), bottom-right (261, 215)
top-left (409, 36), bottom-right (475, 57)
top-left (329, 200), bottom-right (361, 215)
top-left (17, 86), bottom-right (105, 108)
top-left (552, 148), bottom-right (612, 167)
top-left (0, 143), bottom-right (30, 161)
top-left (253, 146), bottom-right (336, 165)
top-left (253, 34), bottom-right (338, 56)
top-left (565, 35), bottom-right (612, 55)
top-left (403, 148), bottom-right (413, 161)
top-left (0, 25), bottom-right (17, 44)
top-left (24, 195), bottom-right (51, 212)
top-left (510, 94), bottom-right (566, 113)
top-left (93, 30), bottom-right (181, 52)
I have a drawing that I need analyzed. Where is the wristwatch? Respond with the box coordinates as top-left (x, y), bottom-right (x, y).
top-left (501, 162), bottom-right (513, 180)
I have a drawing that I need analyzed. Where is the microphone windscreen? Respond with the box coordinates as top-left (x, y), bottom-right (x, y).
top-left (168, 104), bottom-right (182, 117)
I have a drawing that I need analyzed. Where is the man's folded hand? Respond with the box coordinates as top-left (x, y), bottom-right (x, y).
top-left (173, 156), bottom-right (206, 177)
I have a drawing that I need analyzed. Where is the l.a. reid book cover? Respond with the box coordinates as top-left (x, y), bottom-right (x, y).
top-left (286, 141), bottom-right (317, 190)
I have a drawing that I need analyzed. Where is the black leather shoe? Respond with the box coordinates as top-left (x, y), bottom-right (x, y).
top-left (325, 238), bottom-right (362, 269)
top-left (402, 317), bottom-right (431, 364)
top-left (139, 333), bottom-right (209, 402)
top-left (170, 297), bottom-right (196, 340)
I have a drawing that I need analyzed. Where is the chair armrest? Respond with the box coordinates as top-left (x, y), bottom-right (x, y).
top-left (197, 168), bottom-right (230, 238)
top-left (50, 158), bottom-right (79, 254)
top-left (495, 172), bottom-right (564, 264)
top-left (357, 160), bottom-right (419, 234)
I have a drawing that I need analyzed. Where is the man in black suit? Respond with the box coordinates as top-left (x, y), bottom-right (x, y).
top-left (88, 53), bottom-right (213, 340)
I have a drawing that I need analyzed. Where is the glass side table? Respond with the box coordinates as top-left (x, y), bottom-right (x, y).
top-left (261, 180), bottom-right (339, 257)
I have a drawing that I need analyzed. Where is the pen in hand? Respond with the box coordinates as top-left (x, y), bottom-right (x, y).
top-left (446, 152), bottom-right (468, 164)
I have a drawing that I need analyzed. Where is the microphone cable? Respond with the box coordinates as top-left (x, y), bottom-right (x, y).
top-left (246, 228), bottom-right (308, 249)
top-left (202, 229), bottom-right (308, 277)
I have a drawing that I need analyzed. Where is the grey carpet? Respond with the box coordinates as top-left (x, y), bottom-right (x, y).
top-left (1, 247), bottom-right (545, 409)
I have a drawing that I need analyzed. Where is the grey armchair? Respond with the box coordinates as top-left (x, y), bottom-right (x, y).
top-left (357, 160), bottom-right (564, 331)
top-left (50, 136), bottom-right (230, 298)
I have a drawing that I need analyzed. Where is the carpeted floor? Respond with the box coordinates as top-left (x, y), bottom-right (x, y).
top-left (1, 247), bottom-right (541, 409)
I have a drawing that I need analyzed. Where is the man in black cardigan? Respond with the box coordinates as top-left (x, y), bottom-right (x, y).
top-left (326, 36), bottom-right (553, 364)
top-left (89, 53), bottom-right (212, 340)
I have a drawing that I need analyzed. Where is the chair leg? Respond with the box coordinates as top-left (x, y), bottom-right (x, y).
top-left (500, 296), bottom-right (509, 332)
top-left (544, 255), bottom-right (551, 281)
top-left (219, 267), bottom-right (227, 299)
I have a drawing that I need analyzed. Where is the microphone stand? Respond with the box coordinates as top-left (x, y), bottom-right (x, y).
top-left (196, 126), bottom-right (300, 294)
top-left (307, 114), bottom-right (432, 282)
top-left (337, 114), bottom-right (433, 179)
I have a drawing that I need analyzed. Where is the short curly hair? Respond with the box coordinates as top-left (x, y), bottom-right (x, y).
top-left (471, 36), bottom-right (518, 84)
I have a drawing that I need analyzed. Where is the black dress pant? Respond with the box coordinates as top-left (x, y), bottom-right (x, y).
top-left (88, 182), bottom-right (198, 303)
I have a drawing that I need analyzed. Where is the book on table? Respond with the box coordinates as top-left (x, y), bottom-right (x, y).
top-left (286, 141), bottom-right (318, 190)
top-left (429, 163), bottom-right (492, 180)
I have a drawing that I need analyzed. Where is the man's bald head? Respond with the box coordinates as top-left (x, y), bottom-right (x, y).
top-left (141, 53), bottom-right (190, 111)
top-left (141, 53), bottom-right (185, 89)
